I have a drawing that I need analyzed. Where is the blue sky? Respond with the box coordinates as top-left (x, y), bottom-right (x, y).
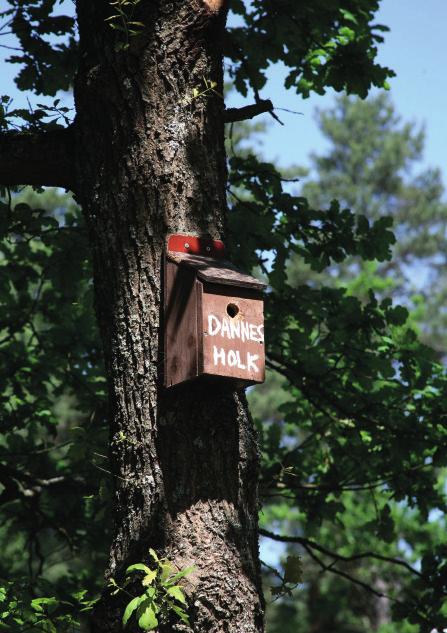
top-left (226, 0), bottom-right (447, 182)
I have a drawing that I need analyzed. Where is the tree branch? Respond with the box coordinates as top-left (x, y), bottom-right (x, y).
top-left (259, 528), bottom-right (423, 578)
top-left (0, 126), bottom-right (75, 190)
top-left (260, 529), bottom-right (440, 626)
top-left (224, 99), bottom-right (274, 123)
top-left (0, 462), bottom-right (91, 505)
top-left (300, 541), bottom-right (389, 600)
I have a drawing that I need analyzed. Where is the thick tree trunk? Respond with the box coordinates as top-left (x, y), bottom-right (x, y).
top-left (73, 1), bottom-right (264, 631)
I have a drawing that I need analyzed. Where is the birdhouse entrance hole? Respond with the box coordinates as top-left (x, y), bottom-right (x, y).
top-left (226, 303), bottom-right (239, 318)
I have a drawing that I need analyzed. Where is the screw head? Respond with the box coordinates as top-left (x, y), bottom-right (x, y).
top-left (184, 242), bottom-right (190, 249)
top-left (206, 246), bottom-right (211, 252)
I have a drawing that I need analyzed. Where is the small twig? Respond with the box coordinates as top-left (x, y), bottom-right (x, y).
top-left (268, 109), bottom-right (284, 126)
top-left (91, 461), bottom-right (129, 482)
top-left (3, 440), bottom-right (73, 457)
top-left (260, 559), bottom-right (284, 582)
top-left (275, 107), bottom-right (304, 115)
top-left (230, 171), bottom-right (300, 185)
top-left (0, 43), bottom-right (21, 51)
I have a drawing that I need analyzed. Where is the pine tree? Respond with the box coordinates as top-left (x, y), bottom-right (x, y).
top-left (290, 94), bottom-right (447, 351)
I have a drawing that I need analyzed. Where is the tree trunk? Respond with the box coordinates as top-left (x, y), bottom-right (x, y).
top-left (73, 1), bottom-right (264, 631)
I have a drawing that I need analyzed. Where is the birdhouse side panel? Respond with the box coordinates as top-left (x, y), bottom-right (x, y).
top-left (164, 261), bottom-right (200, 387)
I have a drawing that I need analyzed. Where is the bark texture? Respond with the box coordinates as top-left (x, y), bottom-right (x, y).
top-left (73, 1), bottom-right (264, 631)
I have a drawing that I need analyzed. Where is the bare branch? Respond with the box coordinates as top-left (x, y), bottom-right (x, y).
top-left (0, 462), bottom-right (91, 505)
top-left (301, 541), bottom-right (389, 600)
top-left (261, 530), bottom-right (439, 628)
top-left (224, 99), bottom-right (274, 123)
top-left (0, 126), bottom-right (75, 190)
top-left (259, 528), bottom-right (423, 578)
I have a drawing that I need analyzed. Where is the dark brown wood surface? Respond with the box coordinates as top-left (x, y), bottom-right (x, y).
top-left (165, 260), bottom-right (265, 387)
top-left (164, 260), bottom-right (199, 387)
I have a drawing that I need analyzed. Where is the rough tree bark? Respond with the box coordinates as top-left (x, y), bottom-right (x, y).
top-left (71, 1), bottom-right (264, 632)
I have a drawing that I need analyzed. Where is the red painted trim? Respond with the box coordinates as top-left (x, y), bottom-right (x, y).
top-left (167, 234), bottom-right (225, 258)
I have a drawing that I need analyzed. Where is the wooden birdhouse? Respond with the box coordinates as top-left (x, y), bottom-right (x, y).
top-left (164, 234), bottom-right (266, 388)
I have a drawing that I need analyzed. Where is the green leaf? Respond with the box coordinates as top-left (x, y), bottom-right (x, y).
top-left (142, 569), bottom-right (157, 586)
top-left (137, 601), bottom-right (158, 631)
top-left (148, 548), bottom-right (159, 563)
top-left (388, 305), bottom-right (409, 326)
top-left (166, 585), bottom-right (187, 605)
top-left (160, 561), bottom-right (174, 582)
top-left (31, 597), bottom-right (58, 613)
top-left (122, 596), bottom-right (144, 627)
top-left (340, 8), bottom-right (358, 24)
top-left (165, 566), bottom-right (195, 585)
top-left (126, 563), bottom-right (152, 575)
top-left (169, 602), bottom-right (190, 625)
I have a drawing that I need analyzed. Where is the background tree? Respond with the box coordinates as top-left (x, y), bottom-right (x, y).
top-left (249, 94), bottom-right (447, 632)
top-left (290, 94), bottom-right (447, 352)
top-left (1, 2), bottom-right (446, 633)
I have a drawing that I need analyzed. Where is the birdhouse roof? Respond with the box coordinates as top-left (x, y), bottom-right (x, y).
top-left (167, 252), bottom-right (267, 291)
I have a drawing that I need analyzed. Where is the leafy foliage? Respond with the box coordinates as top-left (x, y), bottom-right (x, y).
top-left (0, 1), bottom-right (76, 96)
top-left (105, 0), bottom-right (145, 51)
top-left (267, 554), bottom-right (303, 600)
top-left (0, 582), bottom-right (97, 632)
top-left (109, 549), bottom-right (193, 631)
top-left (0, 95), bottom-right (72, 131)
top-left (226, 0), bottom-right (394, 98)
top-left (0, 188), bottom-right (108, 631)
top-left (292, 94), bottom-right (447, 353)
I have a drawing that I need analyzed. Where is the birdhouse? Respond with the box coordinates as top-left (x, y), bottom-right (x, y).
top-left (164, 234), bottom-right (266, 388)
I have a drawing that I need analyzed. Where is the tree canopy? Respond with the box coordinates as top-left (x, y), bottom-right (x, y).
top-left (0, 1), bottom-right (446, 632)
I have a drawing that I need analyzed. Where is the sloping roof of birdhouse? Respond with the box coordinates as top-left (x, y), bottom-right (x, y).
top-left (167, 252), bottom-right (267, 291)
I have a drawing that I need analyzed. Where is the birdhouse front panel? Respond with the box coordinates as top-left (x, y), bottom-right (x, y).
top-left (200, 284), bottom-right (265, 383)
